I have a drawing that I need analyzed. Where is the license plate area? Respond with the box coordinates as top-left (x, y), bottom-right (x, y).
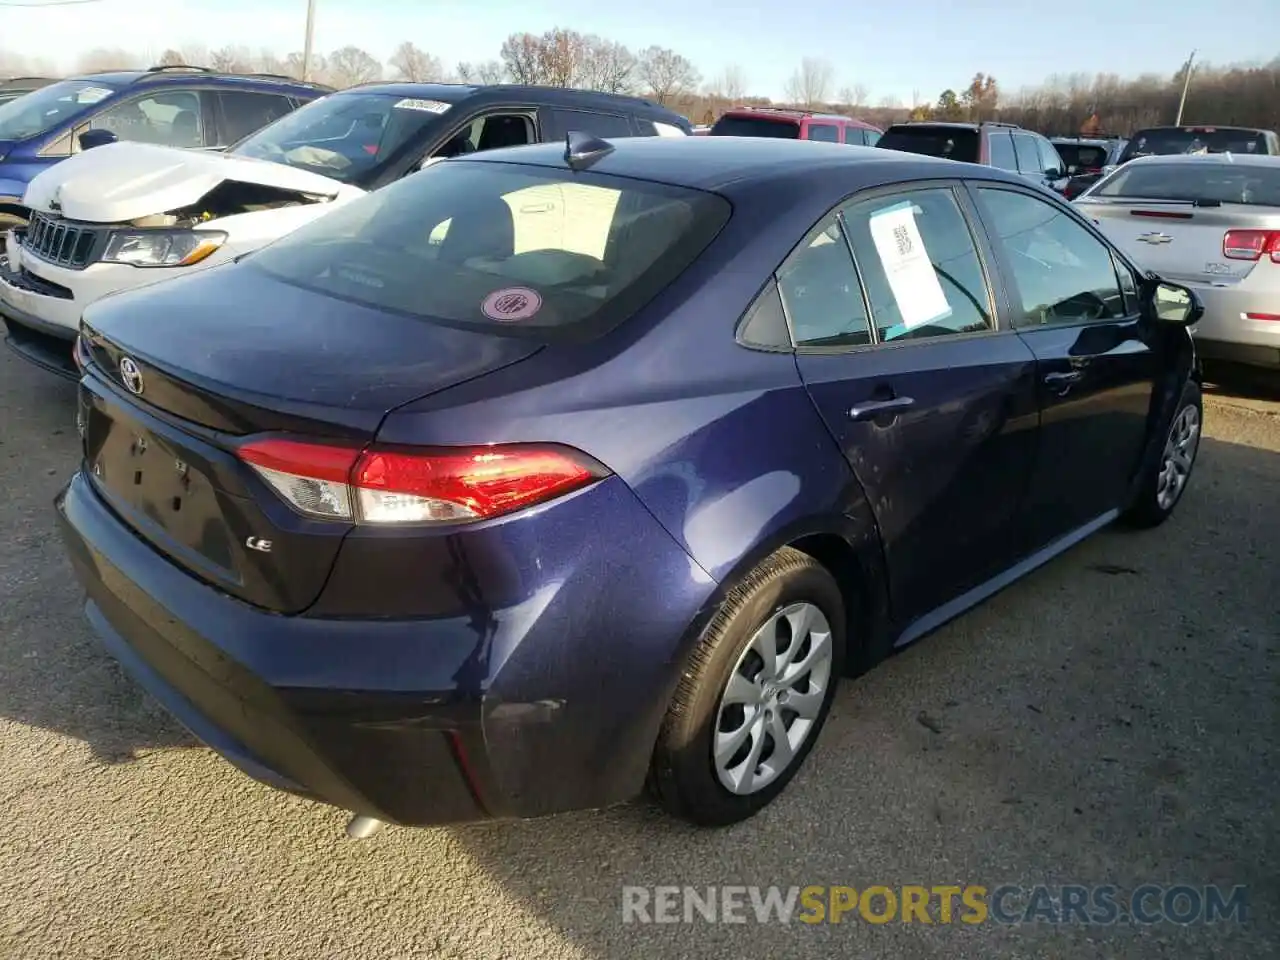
top-left (84, 391), bottom-right (241, 583)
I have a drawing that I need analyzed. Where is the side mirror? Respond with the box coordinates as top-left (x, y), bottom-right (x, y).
top-left (78, 128), bottom-right (118, 151)
top-left (1044, 168), bottom-right (1062, 180)
top-left (1150, 281), bottom-right (1203, 326)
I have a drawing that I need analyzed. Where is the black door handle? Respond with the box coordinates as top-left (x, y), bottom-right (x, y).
top-left (848, 396), bottom-right (915, 421)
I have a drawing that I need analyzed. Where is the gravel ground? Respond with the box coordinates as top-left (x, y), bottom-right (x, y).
top-left (0, 346), bottom-right (1276, 960)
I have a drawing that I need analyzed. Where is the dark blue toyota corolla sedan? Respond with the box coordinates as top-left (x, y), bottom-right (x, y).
top-left (56, 135), bottom-right (1205, 831)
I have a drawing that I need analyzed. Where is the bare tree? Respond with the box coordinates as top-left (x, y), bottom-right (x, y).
top-left (785, 57), bottom-right (834, 107)
top-left (389, 42), bottom-right (444, 82)
top-left (179, 44), bottom-right (211, 69)
top-left (500, 33), bottom-right (546, 85)
top-left (256, 49), bottom-right (290, 76)
top-left (209, 45), bottom-right (255, 74)
top-left (157, 49), bottom-right (185, 67)
top-left (579, 36), bottom-right (636, 94)
top-left (326, 46), bottom-right (382, 88)
top-left (637, 46), bottom-right (700, 106)
top-left (538, 28), bottom-right (587, 88)
top-left (456, 60), bottom-right (507, 84)
top-left (283, 51), bottom-right (323, 81)
top-left (76, 48), bottom-right (145, 73)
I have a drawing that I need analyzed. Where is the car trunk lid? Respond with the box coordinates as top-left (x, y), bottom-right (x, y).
top-left (1081, 199), bottom-right (1280, 285)
top-left (78, 263), bottom-right (544, 612)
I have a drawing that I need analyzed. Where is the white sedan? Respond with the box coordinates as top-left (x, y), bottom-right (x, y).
top-left (1077, 152), bottom-right (1280, 371)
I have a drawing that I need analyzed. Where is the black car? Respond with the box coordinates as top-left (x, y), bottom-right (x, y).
top-left (878, 121), bottom-right (1066, 192)
top-left (1051, 136), bottom-right (1128, 199)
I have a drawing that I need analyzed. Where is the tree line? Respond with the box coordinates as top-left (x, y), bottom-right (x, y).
top-left (2, 36), bottom-right (1278, 136)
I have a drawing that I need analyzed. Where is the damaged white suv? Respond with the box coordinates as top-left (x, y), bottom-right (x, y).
top-left (0, 82), bottom-right (690, 375)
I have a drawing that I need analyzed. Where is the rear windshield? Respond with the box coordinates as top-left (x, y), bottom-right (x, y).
top-left (877, 127), bottom-right (979, 163)
top-left (231, 91), bottom-right (460, 184)
top-left (1093, 160), bottom-right (1280, 206)
top-left (1054, 143), bottom-right (1109, 174)
top-left (1119, 128), bottom-right (1272, 163)
top-left (248, 160), bottom-right (731, 339)
top-left (710, 116), bottom-right (799, 139)
top-left (0, 79), bottom-right (119, 141)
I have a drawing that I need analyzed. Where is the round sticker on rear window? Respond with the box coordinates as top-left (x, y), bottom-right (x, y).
top-left (482, 287), bottom-right (543, 322)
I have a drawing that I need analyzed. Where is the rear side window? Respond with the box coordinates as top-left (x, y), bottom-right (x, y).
top-left (1120, 127), bottom-right (1271, 162)
top-left (1012, 135), bottom-right (1041, 173)
top-left (1093, 161), bottom-right (1280, 206)
top-left (806, 123), bottom-right (839, 142)
top-left (877, 126), bottom-right (979, 163)
top-left (777, 219), bottom-right (871, 348)
top-left (218, 91), bottom-right (295, 144)
top-left (988, 132), bottom-right (1017, 170)
top-left (1036, 138), bottom-right (1064, 174)
top-left (863, 129), bottom-right (881, 146)
top-left (710, 115), bottom-right (800, 138)
top-left (248, 161), bottom-right (730, 339)
top-left (841, 188), bottom-right (993, 342)
top-left (542, 109), bottom-right (633, 140)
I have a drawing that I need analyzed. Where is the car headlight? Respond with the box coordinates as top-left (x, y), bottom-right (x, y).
top-left (101, 230), bottom-right (227, 267)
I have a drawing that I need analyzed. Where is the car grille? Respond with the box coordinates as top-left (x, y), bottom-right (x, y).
top-left (22, 213), bottom-right (108, 269)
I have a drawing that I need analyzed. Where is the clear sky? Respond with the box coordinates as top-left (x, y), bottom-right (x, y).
top-left (3, 0), bottom-right (1278, 104)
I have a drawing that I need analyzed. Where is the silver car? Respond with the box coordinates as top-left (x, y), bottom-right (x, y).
top-left (1077, 153), bottom-right (1280, 370)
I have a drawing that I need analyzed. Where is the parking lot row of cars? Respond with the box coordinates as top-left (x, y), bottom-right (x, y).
top-left (0, 65), bottom-right (1271, 836)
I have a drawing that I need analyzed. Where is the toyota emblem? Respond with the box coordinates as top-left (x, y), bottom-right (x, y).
top-left (119, 356), bottom-right (144, 395)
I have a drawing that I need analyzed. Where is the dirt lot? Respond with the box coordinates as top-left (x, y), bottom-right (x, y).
top-left (0, 347), bottom-right (1276, 960)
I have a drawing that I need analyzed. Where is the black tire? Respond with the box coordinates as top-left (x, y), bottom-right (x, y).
top-left (1120, 378), bottom-right (1202, 529)
top-left (650, 547), bottom-right (846, 827)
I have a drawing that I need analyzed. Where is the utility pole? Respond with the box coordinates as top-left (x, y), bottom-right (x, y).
top-left (1174, 49), bottom-right (1196, 126)
top-left (301, 0), bottom-right (317, 81)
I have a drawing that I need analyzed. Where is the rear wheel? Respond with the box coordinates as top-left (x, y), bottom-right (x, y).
top-left (650, 547), bottom-right (845, 826)
top-left (1121, 379), bottom-right (1202, 528)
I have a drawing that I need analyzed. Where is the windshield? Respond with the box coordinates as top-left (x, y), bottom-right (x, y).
top-left (1093, 160), bottom-right (1280, 206)
top-left (248, 160), bottom-right (730, 339)
top-left (710, 116), bottom-right (799, 139)
top-left (878, 127), bottom-right (979, 163)
top-left (231, 91), bottom-right (457, 184)
top-left (1119, 128), bottom-right (1271, 163)
top-left (0, 79), bottom-right (118, 141)
top-left (1054, 142), bottom-right (1109, 174)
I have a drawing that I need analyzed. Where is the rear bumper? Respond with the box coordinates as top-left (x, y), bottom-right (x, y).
top-left (56, 469), bottom-right (716, 826)
top-left (1186, 281), bottom-right (1280, 368)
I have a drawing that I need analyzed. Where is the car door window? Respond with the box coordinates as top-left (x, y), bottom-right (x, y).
top-left (541, 108), bottom-right (633, 140)
top-left (976, 187), bottom-right (1127, 327)
top-left (89, 90), bottom-right (205, 148)
top-left (840, 187), bottom-right (994, 343)
top-left (218, 91), bottom-right (295, 145)
top-left (1113, 251), bottom-right (1140, 313)
top-left (1012, 134), bottom-right (1041, 173)
top-left (776, 217), bottom-right (872, 347)
top-left (806, 123), bottom-right (840, 143)
top-left (988, 131), bottom-right (1017, 171)
top-left (1036, 138), bottom-right (1063, 176)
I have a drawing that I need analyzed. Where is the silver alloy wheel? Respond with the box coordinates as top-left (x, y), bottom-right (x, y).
top-left (1156, 402), bottom-right (1201, 511)
top-left (713, 601), bottom-right (834, 796)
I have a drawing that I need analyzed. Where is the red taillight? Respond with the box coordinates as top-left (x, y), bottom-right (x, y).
top-left (1243, 312), bottom-right (1280, 322)
top-left (237, 438), bottom-right (605, 525)
top-left (1222, 229), bottom-right (1280, 263)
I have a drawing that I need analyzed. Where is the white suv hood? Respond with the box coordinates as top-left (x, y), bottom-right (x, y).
top-left (23, 142), bottom-right (354, 223)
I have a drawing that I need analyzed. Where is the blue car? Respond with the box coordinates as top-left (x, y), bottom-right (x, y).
top-left (56, 135), bottom-right (1205, 830)
top-left (0, 66), bottom-right (330, 249)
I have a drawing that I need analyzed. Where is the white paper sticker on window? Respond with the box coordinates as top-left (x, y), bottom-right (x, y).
top-left (394, 98), bottom-right (450, 114)
top-left (867, 200), bottom-right (952, 330)
top-left (76, 86), bottom-right (114, 105)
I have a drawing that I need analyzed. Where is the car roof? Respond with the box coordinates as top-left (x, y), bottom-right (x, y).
top-left (1123, 152), bottom-right (1280, 169)
top-left (70, 68), bottom-right (332, 95)
top-left (337, 81), bottom-right (675, 115)
top-left (459, 134), bottom-right (1021, 192)
top-left (1133, 124), bottom-right (1271, 134)
top-left (717, 107), bottom-right (877, 128)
